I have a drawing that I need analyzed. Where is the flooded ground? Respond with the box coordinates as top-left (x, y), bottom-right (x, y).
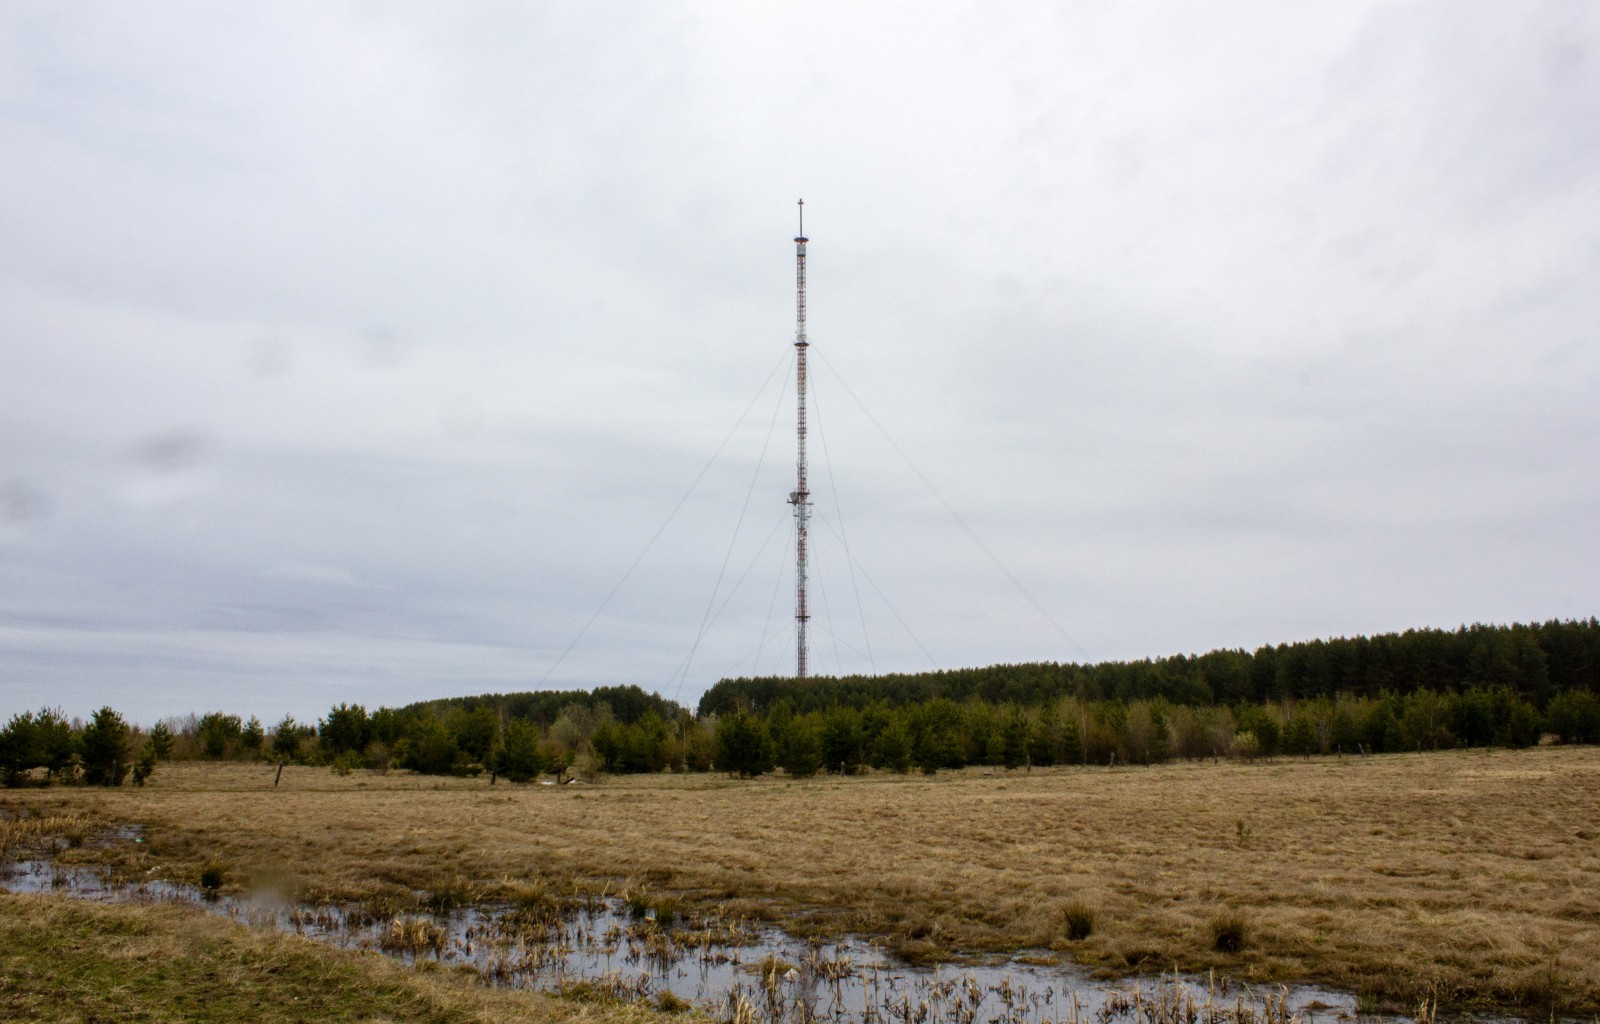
top-left (2, 835), bottom-right (1371, 1024)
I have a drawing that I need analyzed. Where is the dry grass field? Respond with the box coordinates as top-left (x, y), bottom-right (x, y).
top-left (5, 747), bottom-right (1599, 1015)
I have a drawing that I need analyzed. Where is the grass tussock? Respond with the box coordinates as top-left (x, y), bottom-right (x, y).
top-left (622, 883), bottom-right (681, 926)
top-left (654, 990), bottom-right (692, 1013)
top-left (502, 877), bottom-right (569, 924)
top-left (5, 748), bottom-right (1600, 1014)
top-left (383, 914), bottom-right (449, 958)
top-left (1063, 900), bottom-right (1096, 941)
top-left (425, 874), bottom-right (483, 913)
top-left (1209, 912), bottom-right (1248, 954)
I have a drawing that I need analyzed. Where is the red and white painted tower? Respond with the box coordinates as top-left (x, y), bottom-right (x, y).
top-left (789, 200), bottom-right (811, 679)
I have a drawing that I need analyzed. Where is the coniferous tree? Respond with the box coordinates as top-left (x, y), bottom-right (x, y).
top-left (778, 715), bottom-right (823, 778)
top-left (405, 715), bottom-right (462, 774)
top-left (34, 709), bottom-right (76, 778)
top-left (495, 718), bottom-right (545, 782)
top-left (197, 712), bottom-right (241, 759)
top-left (80, 707), bottom-right (131, 786)
top-left (819, 707), bottom-right (865, 773)
top-left (873, 719), bottom-right (913, 773)
top-left (240, 716), bottom-right (265, 756)
top-left (272, 715), bottom-right (301, 761)
top-left (319, 704), bottom-right (370, 756)
top-left (0, 712), bottom-right (38, 785)
top-left (147, 720), bottom-right (176, 760)
top-left (449, 706), bottom-right (499, 766)
top-left (714, 711), bottom-right (773, 778)
top-left (1283, 713), bottom-right (1316, 757)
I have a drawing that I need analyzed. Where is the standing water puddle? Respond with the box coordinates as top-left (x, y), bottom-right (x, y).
top-left (3, 847), bottom-right (1371, 1024)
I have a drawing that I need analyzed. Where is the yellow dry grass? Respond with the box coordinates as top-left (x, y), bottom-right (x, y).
top-left (5, 746), bottom-right (1600, 1014)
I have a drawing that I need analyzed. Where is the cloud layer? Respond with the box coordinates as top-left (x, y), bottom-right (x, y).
top-left (2, 1), bottom-right (1598, 724)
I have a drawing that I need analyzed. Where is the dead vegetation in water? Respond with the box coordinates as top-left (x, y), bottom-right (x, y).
top-left (0, 891), bottom-right (685, 1024)
top-left (4, 747), bottom-right (1600, 1014)
top-left (0, 810), bottom-right (95, 860)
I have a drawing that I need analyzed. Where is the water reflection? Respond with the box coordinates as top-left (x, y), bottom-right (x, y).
top-left (2, 852), bottom-right (1362, 1024)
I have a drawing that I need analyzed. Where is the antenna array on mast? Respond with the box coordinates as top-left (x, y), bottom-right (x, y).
top-left (789, 200), bottom-right (811, 679)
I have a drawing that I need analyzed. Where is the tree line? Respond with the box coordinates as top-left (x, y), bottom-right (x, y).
top-left (700, 619), bottom-right (1600, 716)
top-left (7, 621), bottom-right (1599, 786)
top-left (701, 685), bottom-right (1600, 777)
top-left (16, 683), bottom-right (1595, 787)
top-left (0, 707), bottom-right (166, 787)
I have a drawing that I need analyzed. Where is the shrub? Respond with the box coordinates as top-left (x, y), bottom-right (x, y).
top-left (1547, 689), bottom-right (1600, 744)
top-left (362, 740), bottom-right (392, 772)
top-left (130, 744), bottom-right (158, 786)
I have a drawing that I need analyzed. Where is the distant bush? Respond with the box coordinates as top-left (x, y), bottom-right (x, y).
top-left (1547, 690), bottom-right (1600, 744)
top-left (130, 744), bottom-right (158, 786)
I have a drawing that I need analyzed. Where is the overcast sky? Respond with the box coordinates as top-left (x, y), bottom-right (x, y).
top-left (3, 1), bottom-right (1597, 726)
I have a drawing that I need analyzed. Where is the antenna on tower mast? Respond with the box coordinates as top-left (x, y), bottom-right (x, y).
top-left (789, 200), bottom-right (811, 680)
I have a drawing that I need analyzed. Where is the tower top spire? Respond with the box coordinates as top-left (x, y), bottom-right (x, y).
top-left (796, 198), bottom-right (807, 242)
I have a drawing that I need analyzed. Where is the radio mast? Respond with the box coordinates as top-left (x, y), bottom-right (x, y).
top-left (789, 200), bottom-right (811, 679)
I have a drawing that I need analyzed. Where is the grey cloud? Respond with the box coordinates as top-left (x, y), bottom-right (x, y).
top-left (1, 1), bottom-right (1597, 724)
